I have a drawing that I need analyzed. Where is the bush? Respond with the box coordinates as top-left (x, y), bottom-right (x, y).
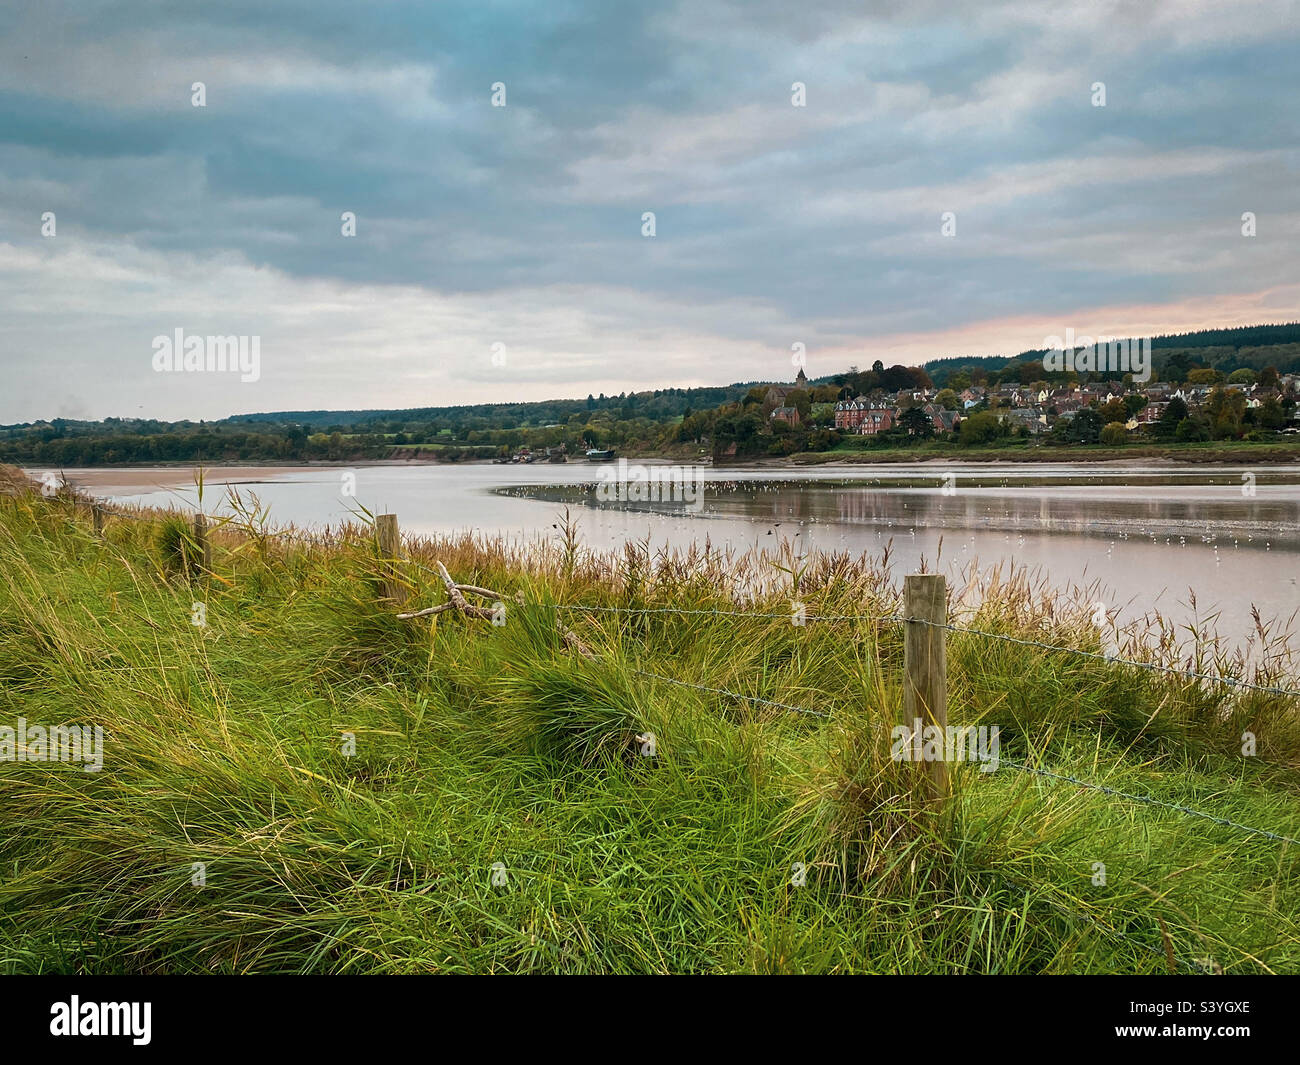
top-left (956, 411), bottom-right (1004, 447)
top-left (1099, 422), bottom-right (1129, 446)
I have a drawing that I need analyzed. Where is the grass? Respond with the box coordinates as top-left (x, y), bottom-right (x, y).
top-left (791, 438), bottom-right (1300, 465)
top-left (0, 482), bottom-right (1298, 974)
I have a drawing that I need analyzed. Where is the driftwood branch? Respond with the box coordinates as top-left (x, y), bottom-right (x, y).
top-left (395, 561), bottom-right (596, 658)
top-left (395, 602), bottom-right (455, 620)
top-left (457, 584), bottom-right (504, 599)
top-left (434, 561), bottom-right (498, 621)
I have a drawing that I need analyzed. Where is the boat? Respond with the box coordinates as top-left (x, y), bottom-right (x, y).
top-left (585, 448), bottom-right (616, 462)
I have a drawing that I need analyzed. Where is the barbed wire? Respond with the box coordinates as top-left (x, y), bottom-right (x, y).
top-left (549, 606), bottom-right (1300, 845)
top-left (1000, 760), bottom-right (1300, 846)
top-left (905, 616), bottom-right (1300, 700)
top-left (548, 602), bottom-right (902, 624)
top-left (392, 572), bottom-right (1300, 843)
top-left (517, 597), bottom-right (1300, 700)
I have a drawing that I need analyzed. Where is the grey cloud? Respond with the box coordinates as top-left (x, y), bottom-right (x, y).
top-left (1, 0), bottom-right (1297, 421)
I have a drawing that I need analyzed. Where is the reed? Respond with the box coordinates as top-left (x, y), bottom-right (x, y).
top-left (0, 479), bottom-right (1297, 974)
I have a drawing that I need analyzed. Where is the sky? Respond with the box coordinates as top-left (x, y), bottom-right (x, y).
top-left (1, 0), bottom-right (1298, 423)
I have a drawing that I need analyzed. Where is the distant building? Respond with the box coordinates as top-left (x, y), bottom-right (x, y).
top-left (765, 368), bottom-right (809, 408)
top-left (834, 395), bottom-right (868, 432)
top-left (770, 405), bottom-right (800, 427)
top-left (1136, 401), bottom-right (1167, 425)
top-left (922, 403), bottom-right (961, 433)
top-left (999, 408), bottom-right (1049, 434)
top-left (859, 405), bottom-right (896, 435)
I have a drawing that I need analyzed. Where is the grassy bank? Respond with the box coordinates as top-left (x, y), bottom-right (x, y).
top-left (1, 482), bottom-right (1298, 973)
top-left (790, 438), bottom-right (1300, 466)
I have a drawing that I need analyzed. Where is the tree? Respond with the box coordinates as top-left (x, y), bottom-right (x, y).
top-left (1206, 387), bottom-right (1246, 438)
top-left (1175, 414), bottom-right (1211, 442)
top-left (1153, 396), bottom-right (1188, 440)
top-left (1064, 408), bottom-right (1102, 444)
top-left (1100, 422), bottom-right (1128, 446)
top-left (1259, 396), bottom-right (1287, 430)
top-left (899, 406), bottom-right (933, 438)
top-left (1098, 398), bottom-right (1127, 424)
top-left (787, 389), bottom-right (812, 420)
top-left (1163, 351), bottom-right (1191, 382)
top-left (935, 389), bottom-right (960, 410)
top-left (1228, 368), bottom-right (1257, 385)
top-left (957, 411), bottom-right (1003, 447)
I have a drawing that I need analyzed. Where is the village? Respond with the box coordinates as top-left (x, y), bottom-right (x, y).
top-left (754, 366), bottom-right (1300, 446)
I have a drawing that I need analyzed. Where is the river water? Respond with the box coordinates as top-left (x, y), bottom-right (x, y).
top-left (36, 461), bottom-right (1300, 654)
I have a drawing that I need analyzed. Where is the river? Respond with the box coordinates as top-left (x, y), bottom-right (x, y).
top-left (32, 461), bottom-right (1300, 655)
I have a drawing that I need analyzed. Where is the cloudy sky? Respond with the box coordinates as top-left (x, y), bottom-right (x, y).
top-left (2, 0), bottom-right (1297, 423)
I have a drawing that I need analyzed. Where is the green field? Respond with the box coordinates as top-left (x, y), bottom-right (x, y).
top-left (1, 483), bottom-right (1298, 973)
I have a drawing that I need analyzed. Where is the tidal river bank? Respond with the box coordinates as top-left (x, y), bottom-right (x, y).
top-left (3, 481), bottom-right (1300, 973)
top-left (28, 461), bottom-right (1300, 655)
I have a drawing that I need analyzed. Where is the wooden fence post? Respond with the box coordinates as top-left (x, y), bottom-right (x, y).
top-left (192, 512), bottom-right (211, 579)
top-left (92, 503), bottom-right (105, 537)
top-left (376, 513), bottom-right (407, 607)
top-left (903, 573), bottom-right (949, 809)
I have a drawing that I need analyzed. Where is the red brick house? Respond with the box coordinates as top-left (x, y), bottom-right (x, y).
top-left (860, 404), bottom-right (896, 435)
top-left (835, 396), bottom-right (896, 433)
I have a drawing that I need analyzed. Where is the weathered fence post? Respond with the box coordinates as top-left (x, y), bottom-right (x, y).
top-left (92, 503), bottom-right (105, 537)
top-left (903, 573), bottom-right (949, 809)
top-left (376, 513), bottom-right (407, 607)
top-left (192, 512), bottom-right (211, 579)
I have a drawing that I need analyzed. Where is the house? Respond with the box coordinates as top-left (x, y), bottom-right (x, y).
top-left (765, 368), bottom-right (809, 408)
top-left (834, 395), bottom-right (870, 432)
top-left (769, 405), bottom-right (800, 427)
top-left (999, 408), bottom-right (1049, 434)
top-left (921, 402), bottom-right (961, 434)
top-left (1136, 401), bottom-right (1167, 425)
top-left (1047, 390), bottom-right (1083, 414)
top-left (835, 397), bottom-right (895, 434)
top-left (860, 407), bottom-right (895, 435)
top-left (934, 409), bottom-right (961, 433)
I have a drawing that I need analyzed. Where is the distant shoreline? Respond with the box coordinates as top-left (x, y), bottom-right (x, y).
top-left (25, 438), bottom-right (1300, 480)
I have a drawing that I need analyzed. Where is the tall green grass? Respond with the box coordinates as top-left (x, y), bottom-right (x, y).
top-left (0, 489), bottom-right (1297, 973)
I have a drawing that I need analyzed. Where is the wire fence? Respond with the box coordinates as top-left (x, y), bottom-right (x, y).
top-left (537, 599), bottom-right (1300, 700)
top-left (513, 596), bottom-right (1300, 849)
top-left (534, 592), bottom-right (1297, 971)
top-left (25, 495), bottom-right (1298, 969)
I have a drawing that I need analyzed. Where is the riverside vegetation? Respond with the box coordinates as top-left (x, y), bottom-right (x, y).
top-left (1, 468), bottom-right (1298, 974)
